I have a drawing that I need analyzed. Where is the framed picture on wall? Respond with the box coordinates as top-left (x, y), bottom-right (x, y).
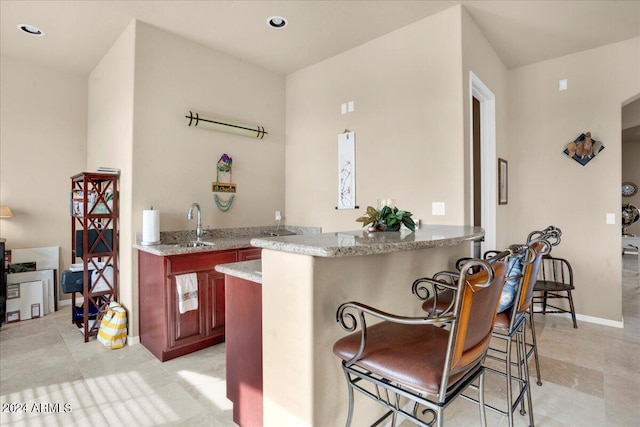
top-left (498, 158), bottom-right (508, 205)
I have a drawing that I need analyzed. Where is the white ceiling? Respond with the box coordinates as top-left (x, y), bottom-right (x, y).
top-left (2, 1), bottom-right (639, 142)
top-left (2, 0), bottom-right (639, 77)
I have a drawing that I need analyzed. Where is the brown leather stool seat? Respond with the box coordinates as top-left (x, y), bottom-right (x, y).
top-left (334, 322), bottom-right (454, 395)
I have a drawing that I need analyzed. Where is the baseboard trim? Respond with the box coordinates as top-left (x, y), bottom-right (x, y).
top-left (576, 313), bottom-right (624, 328)
top-left (540, 312), bottom-right (624, 328)
top-left (58, 298), bottom-right (79, 307)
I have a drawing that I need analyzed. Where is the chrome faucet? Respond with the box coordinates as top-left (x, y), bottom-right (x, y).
top-left (187, 202), bottom-right (203, 242)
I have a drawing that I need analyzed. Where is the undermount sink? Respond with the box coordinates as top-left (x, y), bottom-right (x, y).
top-left (174, 241), bottom-right (216, 248)
top-left (263, 230), bottom-right (298, 237)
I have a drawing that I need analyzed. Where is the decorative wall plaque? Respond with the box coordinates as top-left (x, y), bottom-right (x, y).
top-left (563, 132), bottom-right (604, 166)
top-left (212, 154), bottom-right (235, 211)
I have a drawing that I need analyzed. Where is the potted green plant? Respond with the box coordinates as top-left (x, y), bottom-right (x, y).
top-left (356, 205), bottom-right (416, 232)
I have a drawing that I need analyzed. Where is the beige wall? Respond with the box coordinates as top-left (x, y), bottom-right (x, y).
top-left (460, 7), bottom-right (509, 248)
top-left (4, 5), bottom-right (637, 332)
top-left (87, 21), bottom-right (136, 322)
top-left (508, 37), bottom-right (640, 322)
top-left (0, 56), bottom-right (87, 298)
top-left (285, 7), bottom-right (463, 232)
top-left (131, 22), bottom-right (285, 233)
top-left (622, 97), bottom-right (640, 130)
top-left (92, 21), bottom-right (285, 337)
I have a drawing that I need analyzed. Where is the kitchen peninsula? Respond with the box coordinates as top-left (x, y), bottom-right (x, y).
top-left (221, 225), bottom-right (483, 427)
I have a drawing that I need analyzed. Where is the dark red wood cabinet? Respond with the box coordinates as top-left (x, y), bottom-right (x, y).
top-left (138, 249), bottom-right (252, 361)
top-left (225, 274), bottom-right (263, 427)
top-left (238, 247), bottom-right (262, 261)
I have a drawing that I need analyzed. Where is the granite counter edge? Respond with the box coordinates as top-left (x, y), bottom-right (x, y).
top-left (250, 231), bottom-right (484, 258)
top-left (215, 260), bottom-right (262, 284)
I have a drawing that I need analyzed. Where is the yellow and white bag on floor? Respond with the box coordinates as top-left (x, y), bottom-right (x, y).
top-left (97, 301), bottom-right (127, 349)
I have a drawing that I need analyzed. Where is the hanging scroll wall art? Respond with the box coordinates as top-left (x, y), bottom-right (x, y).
top-left (212, 154), bottom-right (235, 211)
top-left (336, 130), bottom-right (358, 210)
top-left (563, 132), bottom-right (604, 166)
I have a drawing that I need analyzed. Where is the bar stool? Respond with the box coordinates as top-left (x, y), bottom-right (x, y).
top-left (415, 234), bottom-right (557, 427)
top-left (333, 256), bottom-right (509, 427)
top-left (484, 239), bottom-right (550, 427)
top-left (480, 226), bottom-right (561, 389)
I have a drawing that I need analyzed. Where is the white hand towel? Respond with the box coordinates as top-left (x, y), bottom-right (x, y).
top-left (176, 273), bottom-right (198, 314)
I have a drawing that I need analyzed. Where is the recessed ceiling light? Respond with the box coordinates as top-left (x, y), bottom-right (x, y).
top-left (267, 16), bottom-right (288, 29)
top-left (18, 24), bottom-right (44, 36)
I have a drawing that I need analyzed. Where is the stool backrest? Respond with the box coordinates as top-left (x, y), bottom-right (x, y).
top-left (448, 260), bottom-right (507, 376)
top-left (514, 240), bottom-right (549, 316)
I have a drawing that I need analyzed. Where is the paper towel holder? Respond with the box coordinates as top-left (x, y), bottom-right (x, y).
top-left (141, 206), bottom-right (161, 246)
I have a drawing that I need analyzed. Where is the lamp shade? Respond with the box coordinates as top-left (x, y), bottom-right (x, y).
top-left (0, 206), bottom-right (13, 218)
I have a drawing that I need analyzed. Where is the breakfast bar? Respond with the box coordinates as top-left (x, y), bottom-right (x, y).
top-left (219, 225), bottom-right (483, 427)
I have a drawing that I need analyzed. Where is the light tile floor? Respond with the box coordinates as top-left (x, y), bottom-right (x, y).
top-left (1, 256), bottom-right (638, 426)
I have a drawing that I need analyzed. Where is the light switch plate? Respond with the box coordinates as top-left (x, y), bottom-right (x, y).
top-left (341, 103), bottom-right (347, 114)
top-left (347, 101), bottom-right (354, 112)
top-left (606, 213), bottom-right (615, 224)
top-left (559, 79), bottom-right (568, 91)
top-left (432, 202), bottom-right (445, 216)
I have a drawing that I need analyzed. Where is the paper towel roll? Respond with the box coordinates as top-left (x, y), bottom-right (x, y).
top-left (142, 209), bottom-right (160, 245)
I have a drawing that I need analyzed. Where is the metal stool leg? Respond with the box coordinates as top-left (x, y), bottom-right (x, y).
top-left (515, 327), bottom-right (526, 416)
top-left (506, 334), bottom-right (515, 427)
top-left (520, 323), bottom-right (535, 427)
top-left (344, 369), bottom-right (354, 427)
top-left (478, 370), bottom-right (488, 427)
top-left (527, 308), bottom-right (542, 385)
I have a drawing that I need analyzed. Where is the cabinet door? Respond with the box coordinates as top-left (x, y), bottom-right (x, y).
top-left (168, 273), bottom-right (206, 347)
top-left (204, 268), bottom-right (226, 338)
top-left (238, 248), bottom-right (262, 261)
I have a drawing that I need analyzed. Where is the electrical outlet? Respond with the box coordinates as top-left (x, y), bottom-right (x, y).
top-left (275, 211), bottom-right (282, 221)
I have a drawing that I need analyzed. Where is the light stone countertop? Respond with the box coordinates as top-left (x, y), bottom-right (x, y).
top-left (215, 260), bottom-right (262, 284)
top-left (133, 225), bottom-right (320, 256)
top-left (250, 225), bottom-right (484, 258)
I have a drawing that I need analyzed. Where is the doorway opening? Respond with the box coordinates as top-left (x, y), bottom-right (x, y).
top-left (472, 96), bottom-right (482, 257)
top-left (621, 95), bottom-right (640, 274)
top-left (470, 72), bottom-right (497, 255)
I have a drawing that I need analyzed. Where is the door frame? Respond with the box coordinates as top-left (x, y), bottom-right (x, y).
top-left (469, 71), bottom-right (497, 254)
